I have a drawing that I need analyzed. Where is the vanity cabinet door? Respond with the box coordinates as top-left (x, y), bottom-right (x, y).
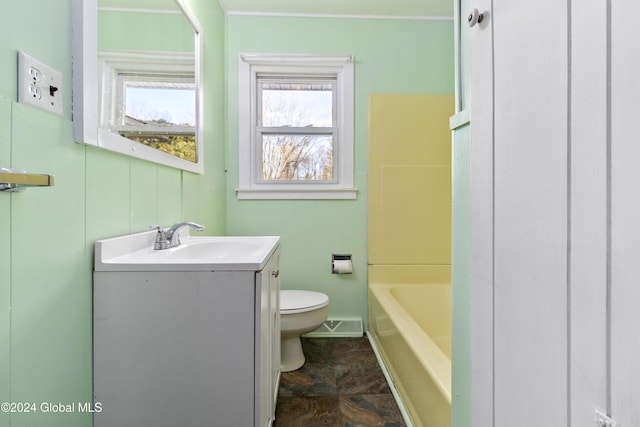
top-left (255, 246), bottom-right (281, 427)
top-left (269, 249), bottom-right (281, 412)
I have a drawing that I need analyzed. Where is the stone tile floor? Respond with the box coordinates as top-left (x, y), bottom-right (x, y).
top-left (274, 337), bottom-right (406, 427)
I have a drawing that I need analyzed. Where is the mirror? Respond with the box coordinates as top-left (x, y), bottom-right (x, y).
top-left (72, 0), bottom-right (204, 173)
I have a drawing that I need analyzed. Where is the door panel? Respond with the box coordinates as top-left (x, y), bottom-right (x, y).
top-left (569, 1), bottom-right (609, 425)
top-left (611, 0), bottom-right (640, 424)
top-left (468, 1), bottom-right (495, 426)
top-left (492, 1), bottom-right (569, 424)
top-left (469, 1), bottom-right (570, 425)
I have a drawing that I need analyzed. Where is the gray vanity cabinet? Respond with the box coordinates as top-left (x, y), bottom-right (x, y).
top-left (93, 245), bottom-right (281, 427)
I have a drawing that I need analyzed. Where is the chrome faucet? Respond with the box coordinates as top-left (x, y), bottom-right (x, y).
top-left (166, 222), bottom-right (205, 248)
top-left (149, 222), bottom-right (205, 250)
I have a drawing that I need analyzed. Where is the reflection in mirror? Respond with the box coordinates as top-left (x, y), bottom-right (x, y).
top-left (99, 0), bottom-right (196, 162)
top-left (72, 0), bottom-right (204, 173)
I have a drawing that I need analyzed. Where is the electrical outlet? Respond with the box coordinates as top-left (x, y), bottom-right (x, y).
top-left (18, 51), bottom-right (63, 117)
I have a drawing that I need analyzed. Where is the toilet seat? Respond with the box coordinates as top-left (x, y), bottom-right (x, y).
top-left (280, 290), bottom-right (329, 314)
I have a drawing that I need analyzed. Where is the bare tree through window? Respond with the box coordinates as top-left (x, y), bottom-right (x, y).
top-left (259, 80), bottom-right (335, 181)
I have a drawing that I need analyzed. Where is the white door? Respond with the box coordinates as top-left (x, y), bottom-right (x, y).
top-left (466, 1), bottom-right (639, 426)
top-left (469, 1), bottom-right (569, 425)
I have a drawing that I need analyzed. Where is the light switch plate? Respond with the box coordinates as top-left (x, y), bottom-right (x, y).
top-left (18, 51), bottom-right (64, 117)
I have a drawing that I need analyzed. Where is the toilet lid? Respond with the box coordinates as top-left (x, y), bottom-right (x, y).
top-left (280, 290), bottom-right (329, 314)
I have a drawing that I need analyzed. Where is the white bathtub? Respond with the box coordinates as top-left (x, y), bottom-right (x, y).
top-left (368, 265), bottom-right (451, 427)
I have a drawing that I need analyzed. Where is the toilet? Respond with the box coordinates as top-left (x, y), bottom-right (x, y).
top-left (280, 290), bottom-right (329, 372)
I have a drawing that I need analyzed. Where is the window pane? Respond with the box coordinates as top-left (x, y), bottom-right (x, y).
top-left (125, 85), bottom-right (196, 126)
top-left (262, 135), bottom-right (333, 181)
top-left (261, 82), bottom-right (333, 127)
top-left (121, 82), bottom-right (197, 163)
top-left (126, 134), bottom-right (197, 163)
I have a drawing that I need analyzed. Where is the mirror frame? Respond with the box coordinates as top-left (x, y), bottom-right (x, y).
top-left (72, 0), bottom-right (204, 174)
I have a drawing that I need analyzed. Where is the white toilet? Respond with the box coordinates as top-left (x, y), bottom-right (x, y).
top-left (280, 290), bottom-right (329, 372)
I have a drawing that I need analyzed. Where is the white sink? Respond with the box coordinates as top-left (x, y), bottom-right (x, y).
top-left (168, 240), bottom-right (263, 260)
top-left (95, 230), bottom-right (280, 271)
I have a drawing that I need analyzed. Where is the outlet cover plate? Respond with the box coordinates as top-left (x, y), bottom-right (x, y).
top-left (18, 51), bottom-right (63, 117)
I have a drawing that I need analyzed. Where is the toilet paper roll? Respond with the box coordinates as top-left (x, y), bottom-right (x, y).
top-left (333, 259), bottom-right (353, 274)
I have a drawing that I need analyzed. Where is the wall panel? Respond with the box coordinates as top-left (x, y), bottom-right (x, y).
top-left (611, 0), bottom-right (640, 424)
top-left (369, 93), bottom-right (454, 266)
top-left (569, 0), bottom-right (609, 424)
top-left (0, 96), bottom-right (12, 427)
top-left (10, 103), bottom-right (89, 427)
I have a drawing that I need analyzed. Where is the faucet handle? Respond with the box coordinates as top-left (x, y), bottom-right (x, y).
top-left (149, 225), bottom-right (169, 250)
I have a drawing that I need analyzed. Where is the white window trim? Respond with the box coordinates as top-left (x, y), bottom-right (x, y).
top-left (237, 53), bottom-right (357, 200)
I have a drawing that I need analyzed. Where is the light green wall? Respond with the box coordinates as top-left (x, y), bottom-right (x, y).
top-left (451, 0), bottom-right (471, 425)
top-left (99, 10), bottom-right (193, 52)
top-left (0, 0), bottom-right (225, 425)
top-left (451, 119), bottom-right (470, 427)
top-left (226, 15), bottom-right (454, 327)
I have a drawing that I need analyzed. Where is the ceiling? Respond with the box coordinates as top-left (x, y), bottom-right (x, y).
top-left (100, 0), bottom-right (454, 18)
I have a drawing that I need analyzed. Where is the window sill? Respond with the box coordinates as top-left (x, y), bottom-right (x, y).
top-left (236, 187), bottom-right (358, 200)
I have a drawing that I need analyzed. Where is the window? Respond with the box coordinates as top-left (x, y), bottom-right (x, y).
top-left (258, 78), bottom-right (335, 181)
top-left (238, 54), bottom-right (356, 199)
top-left (99, 51), bottom-right (197, 163)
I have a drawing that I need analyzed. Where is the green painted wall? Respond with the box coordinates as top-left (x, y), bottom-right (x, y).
top-left (225, 15), bottom-right (454, 327)
top-left (451, 119), bottom-right (470, 427)
top-left (99, 10), bottom-right (193, 52)
top-left (451, 0), bottom-right (471, 425)
top-left (0, 0), bottom-right (225, 425)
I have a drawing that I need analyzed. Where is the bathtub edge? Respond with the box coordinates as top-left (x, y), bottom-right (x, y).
top-left (366, 331), bottom-right (416, 427)
top-left (370, 282), bottom-right (452, 401)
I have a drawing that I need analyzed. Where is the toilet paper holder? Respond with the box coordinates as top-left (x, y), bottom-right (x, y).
top-left (332, 254), bottom-right (352, 274)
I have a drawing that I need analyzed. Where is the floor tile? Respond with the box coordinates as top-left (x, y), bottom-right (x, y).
top-left (331, 337), bottom-right (374, 357)
top-left (274, 396), bottom-right (342, 427)
top-left (340, 395), bottom-right (406, 427)
top-left (279, 363), bottom-right (337, 397)
top-left (336, 360), bottom-right (391, 395)
top-left (301, 337), bottom-right (335, 363)
top-left (276, 337), bottom-right (406, 427)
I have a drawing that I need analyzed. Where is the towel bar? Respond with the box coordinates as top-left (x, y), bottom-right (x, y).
top-left (0, 168), bottom-right (55, 192)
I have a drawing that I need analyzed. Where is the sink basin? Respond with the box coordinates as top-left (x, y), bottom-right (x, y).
top-left (95, 231), bottom-right (280, 272)
top-left (168, 240), bottom-right (262, 260)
